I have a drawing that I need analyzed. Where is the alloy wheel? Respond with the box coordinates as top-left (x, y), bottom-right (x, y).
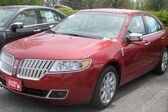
top-left (100, 72), bottom-right (117, 104)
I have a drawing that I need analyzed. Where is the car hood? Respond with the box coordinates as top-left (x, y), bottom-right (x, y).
top-left (3, 32), bottom-right (112, 60)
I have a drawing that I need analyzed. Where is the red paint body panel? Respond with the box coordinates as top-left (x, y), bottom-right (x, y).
top-left (0, 9), bottom-right (168, 104)
top-left (0, 64), bottom-right (103, 104)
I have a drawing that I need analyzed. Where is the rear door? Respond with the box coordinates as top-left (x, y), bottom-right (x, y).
top-left (37, 9), bottom-right (65, 32)
top-left (6, 9), bottom-right (40, 43)
top-left (142, 15), bottom-right (166, 68)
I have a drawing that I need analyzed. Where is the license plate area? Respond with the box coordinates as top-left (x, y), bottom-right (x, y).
top-left (6, 77), bottom-right (22, 92)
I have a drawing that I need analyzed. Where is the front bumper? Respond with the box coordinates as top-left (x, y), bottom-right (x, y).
top-left (0, 65), bottom-right (102, 104)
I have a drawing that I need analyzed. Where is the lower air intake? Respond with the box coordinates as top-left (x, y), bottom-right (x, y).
top-left (47, 90), bottom-right (69, 99)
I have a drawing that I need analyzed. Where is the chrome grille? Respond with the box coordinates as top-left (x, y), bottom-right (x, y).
top-left (0, 51), bottom-right (14, 75)
top-left (17, 59), bottom-right (54, 80)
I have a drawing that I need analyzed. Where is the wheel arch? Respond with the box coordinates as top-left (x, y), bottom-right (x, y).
top-left (102, 59), bottom-right (123, 86)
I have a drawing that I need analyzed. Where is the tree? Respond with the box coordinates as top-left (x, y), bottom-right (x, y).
top-left (43, 0), bottom-right (61, 7)
top-left (60, 0), bottom-right (135, 9)
top-left (0, 0), bottom-right (42, 6)
top-left (94, 0), bottom-right (135, 9)
top-left (143, 0), bottom-right (168, 11)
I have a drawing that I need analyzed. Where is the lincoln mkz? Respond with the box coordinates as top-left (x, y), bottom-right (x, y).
top-left (0, 9), bottom-right (168, 109)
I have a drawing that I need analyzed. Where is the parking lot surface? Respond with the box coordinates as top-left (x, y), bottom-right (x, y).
top-left (0, 71), bottom-right (168, 112)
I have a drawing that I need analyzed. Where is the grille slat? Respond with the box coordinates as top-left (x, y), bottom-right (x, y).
top-left (33, 60), bottom-right (42, 78)
top-left (36, 61), bottom-right (46, 78)
top-left (19, 61), bottom-right (25, 76)
top-left (30, 60), bottom-right (38, 78)
top-left (29, 60), bottom-right (36, 78)
top-left (18, 59), bottom-right (54, 80)
top-left (0, 52), bottom-right (14, 75)
top-left (25, 60), bottom-right (33, 77)
top-left (22, 60), bottom-right (31, 77)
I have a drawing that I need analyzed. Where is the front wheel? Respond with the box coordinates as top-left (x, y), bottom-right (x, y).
top-left (154, 49), bottom-right (168, 74)
top-left (91, 66), bottom-right (118, 109)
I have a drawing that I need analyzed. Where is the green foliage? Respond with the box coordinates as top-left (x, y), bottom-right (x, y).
top-left (60, 0), bottom-right (82, 9)
top-left (142, 0), bottom-right (168, 11)
top-left (149, 11), bottom-right (168, 26)
top-left (57, 7), bottom-right (77, 15)
top-left (60, 0), bottom-right (135, 10)
top-left (0, 0), bottom-right (42, 6)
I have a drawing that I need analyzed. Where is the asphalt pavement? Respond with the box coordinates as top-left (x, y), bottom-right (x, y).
top-left (0, 71), bottom-right (168, 112)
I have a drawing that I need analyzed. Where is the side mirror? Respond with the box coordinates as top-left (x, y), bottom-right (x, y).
top-left (127, 33), bottom-right (143, 42)
top-left (49, 25), bottom-right (55, 29)
top-left (11, 22), bottom-right (24, 32)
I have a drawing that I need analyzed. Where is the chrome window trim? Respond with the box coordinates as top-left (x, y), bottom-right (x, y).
top-left (23, 22), bottom-right (58, 28)
top-left (143, 30), bottom-right (165, 38)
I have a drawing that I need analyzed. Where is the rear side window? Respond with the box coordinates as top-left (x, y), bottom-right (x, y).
top-left (14, 10), bottom-right (38, 26)
top-left (128, 16), bottom-right (146, 35)
top-left (39, 10), bottom-right (62, 24)
top-left (144, 16), bottom-right (162, 34)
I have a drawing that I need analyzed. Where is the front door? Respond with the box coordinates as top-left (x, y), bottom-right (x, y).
top-left (122, 15), bottom-right (148, 83)
top-left (37, 9), bottom-right (63, 32)
top-left (5, 9), bottom-right (40, 44)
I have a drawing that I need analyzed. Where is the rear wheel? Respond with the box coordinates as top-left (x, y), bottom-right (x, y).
top-left (91, 66), bottom-right (118, 109)
top-left (154, 49), bottom-right (168, 74)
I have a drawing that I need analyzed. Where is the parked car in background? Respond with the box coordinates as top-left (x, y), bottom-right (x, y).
top-left (0, 9), bottom-right (168, 109)
top-left (0, 5), bottom-right (66, 49)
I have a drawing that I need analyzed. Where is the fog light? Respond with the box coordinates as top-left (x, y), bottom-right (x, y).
top-left (47, 90), bottom-right (69, 99)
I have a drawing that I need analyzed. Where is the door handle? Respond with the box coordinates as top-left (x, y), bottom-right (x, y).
top-left (33, 28), bottom-right (41, 32)
top-left (145, 41), bottom-right (151, 46)
top-left (162, 36), bottom-right (166, 40)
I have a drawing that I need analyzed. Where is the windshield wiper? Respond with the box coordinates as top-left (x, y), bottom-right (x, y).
top-left (63, 33), bottom-right (80, 36)
top-left (47, 30), bottom-right (57, 34)
top-left (59, 33), bottom-right (100, 39)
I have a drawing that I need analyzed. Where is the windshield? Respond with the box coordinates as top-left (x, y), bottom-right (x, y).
top-left (51, 12), bottom-right (127, 39)
top-left (0, 8), bottom-right (18, 27)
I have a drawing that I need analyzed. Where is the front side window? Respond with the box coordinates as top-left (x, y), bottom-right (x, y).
top-left (39, 10), bottom-right (61, 24)
top-left (14, 10), bottom-right (38, 26)
top-left (128, 16), bottom-right (146, 35)
top-left (0, 8), bottom-right (18, 27)
top-left (144, 16), bottom-right (162, 34)
top-left (51, 12), bottom-right (127, 39)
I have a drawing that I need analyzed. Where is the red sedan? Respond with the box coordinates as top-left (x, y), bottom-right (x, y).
top-left (0, 9), bottom-right (168, 109)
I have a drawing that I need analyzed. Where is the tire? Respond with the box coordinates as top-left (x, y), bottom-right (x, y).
top-left (154, 48), bottom-right (168, 74)
top-left (91, 66), bottom-right (118, 109)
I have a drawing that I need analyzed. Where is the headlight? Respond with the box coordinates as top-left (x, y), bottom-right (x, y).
top-left (49, 59), bottom-right (92, 73)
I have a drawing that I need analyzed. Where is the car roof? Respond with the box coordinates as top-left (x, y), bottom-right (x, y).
top-left (80, 8), bottom-right (145, 15)
top-left (0, 5), bottom-right (54, 10)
